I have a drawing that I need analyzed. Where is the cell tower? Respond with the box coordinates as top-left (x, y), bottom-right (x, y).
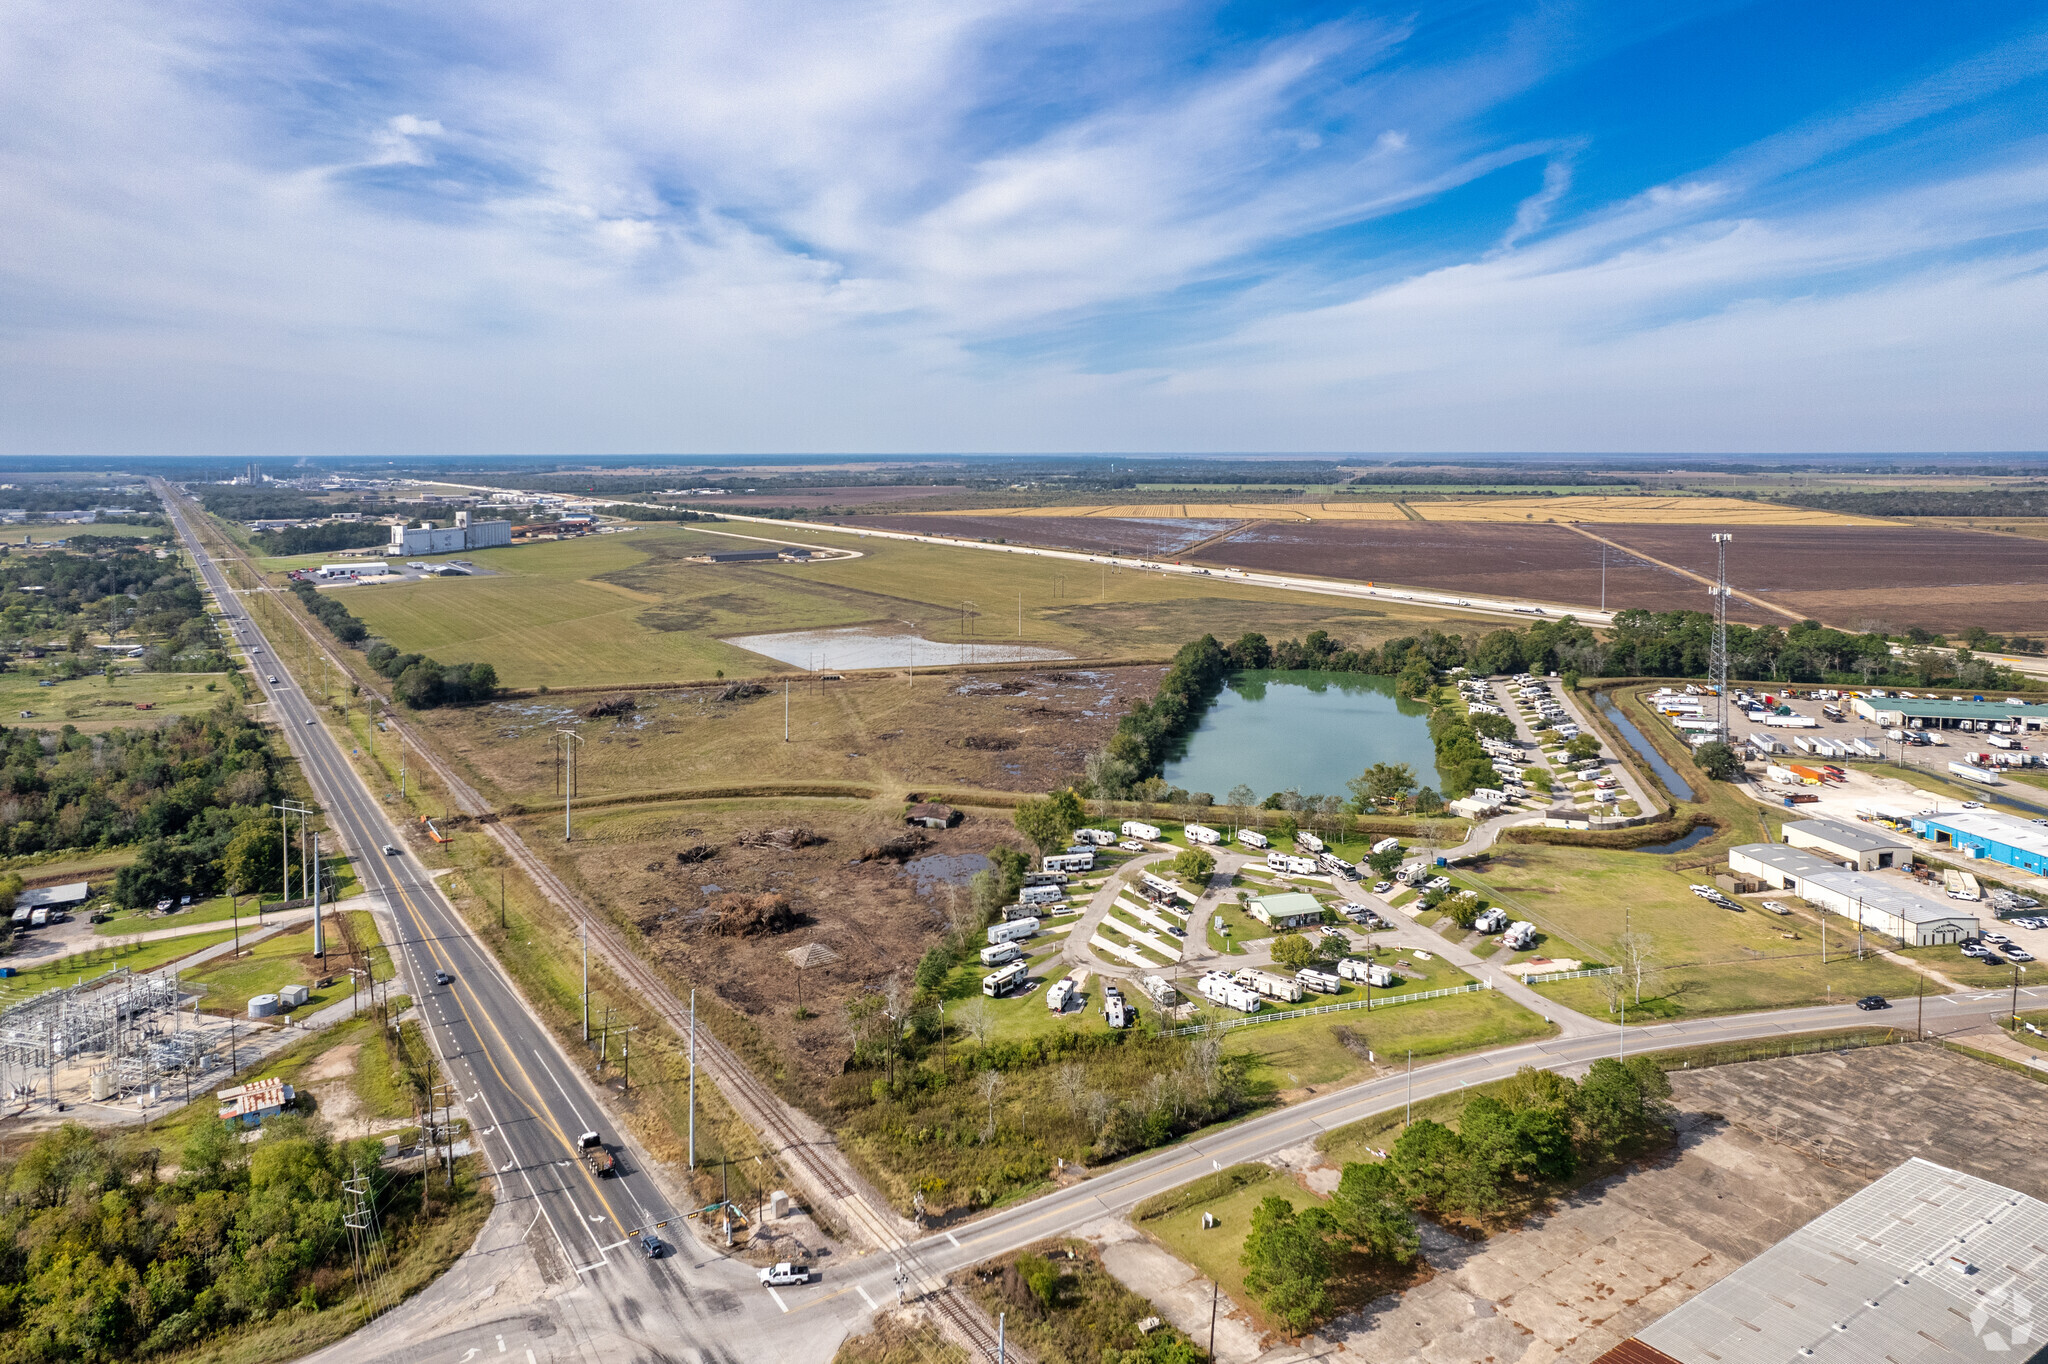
top-left (1708, 534), bottom-right (1733, 737)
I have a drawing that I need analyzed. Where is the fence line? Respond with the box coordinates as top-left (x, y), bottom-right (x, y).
top-left (1161, 982), bottom-right (1487, 1038)
top-left (1521, 966), bottom-right (1619, 987)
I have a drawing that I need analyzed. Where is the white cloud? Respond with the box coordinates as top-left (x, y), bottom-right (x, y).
top-left (0, 0), bottom-right (2043, 454)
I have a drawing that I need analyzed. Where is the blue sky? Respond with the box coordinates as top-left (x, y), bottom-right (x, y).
top-left (1, 0), bottom-right (2045, 454)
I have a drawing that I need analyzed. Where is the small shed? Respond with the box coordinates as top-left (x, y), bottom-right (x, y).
top-left (905, 802), bottom-right (957, 829)
top-left (1247, 892), bottom-right (1324, 930)
top-left (217, 1077), bottom-right (295, 1127)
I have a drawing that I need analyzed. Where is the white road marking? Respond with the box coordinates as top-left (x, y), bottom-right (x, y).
top-left (946, 1231), bottom-right (961, 1248)
top-left (497, 1334), bottom-right (506, 1353)
top-left (767, 1286), bottom-right (790, 1314)
top-left (857, 1284), bottom-right (878, 1310)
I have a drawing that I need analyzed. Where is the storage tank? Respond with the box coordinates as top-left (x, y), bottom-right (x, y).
top-left (248, 994), bottom-right (280, 1018)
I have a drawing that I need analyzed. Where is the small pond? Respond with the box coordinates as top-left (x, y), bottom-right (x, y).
top-left (1594, 692), bottom-right (1696, 801)
top-left (1161, 670), bottom-right (1443, 799)
top-left (724, 626), bottom-right (1072, 670)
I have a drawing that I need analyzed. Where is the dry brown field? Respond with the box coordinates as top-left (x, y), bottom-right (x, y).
top-left (1409, 494), bottom-right (1885, 524)
top-left (844, 513), bottom-right (1248, 557)
top-left (695, 485), bottom-right (960, 509)
top-left (932, 501), bottom-right (1406, 521)
top-left (1590, 522), bottom-right (2048, 632)
top-left (517, 798), bottom-right (1030, 1091)
top-left (409, 665), bottom-right (1164, 809)
top-left (1183, 522), bottom-right (1779, 622)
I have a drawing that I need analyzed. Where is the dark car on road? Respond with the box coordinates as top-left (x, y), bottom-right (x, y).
top-left (1855, 995), bottom-right (1890, 1011)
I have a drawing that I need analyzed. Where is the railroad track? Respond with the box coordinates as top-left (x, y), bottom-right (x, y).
top-left (929, 1283), bottom-right (1021, 1363)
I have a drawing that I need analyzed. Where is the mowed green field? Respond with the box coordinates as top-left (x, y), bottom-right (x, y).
top-left (327, 520), bottom-right (1489, 689)
top-left (0, 670), bottom-right (237, 731)
top-left (1466, 843), bottom-right (1925, 1017)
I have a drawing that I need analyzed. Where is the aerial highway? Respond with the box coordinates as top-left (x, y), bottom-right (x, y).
top-left (160, 484), bottom-right (829, 1364)
top-left (159, 483), bottom-right (2048, 1363)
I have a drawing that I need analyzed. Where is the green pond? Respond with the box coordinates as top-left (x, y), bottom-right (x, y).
top-left (1161, 670), bottom-right (1443, 800)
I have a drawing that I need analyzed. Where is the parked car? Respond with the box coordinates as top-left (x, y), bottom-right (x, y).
top-left (1372, 881), bottom-right (1393, 895)
top-left (1855, 995), bottom-right (1890, 1011)
top-left (2004, 949), bottom-right (2035, 963)
top-left (1761, 901), bottom-right (1791, 915)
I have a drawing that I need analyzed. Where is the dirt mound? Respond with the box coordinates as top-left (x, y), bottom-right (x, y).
top-left (858, 832), bottom-right (930, 863)
top-left (734, 827), bottom-right (825, 850)
top-left (674, 844), bottom-right (718, 864)
top-left (583, 694), bottom-right (637, 718)
top-left (716, 682), bottom-right (771, 701)
top-left (959, 735), bottom-right (1017, 751)
top-left (706, 891), bottom-right (797, 937)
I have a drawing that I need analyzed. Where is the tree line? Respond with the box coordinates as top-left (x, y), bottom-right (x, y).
top-left (1235, 1059), bottom-right (1673, 1332)
top-left (285, 582), bottom-right (498, 710)
top-left (251, 522), bottom-right (389, 557)
top-left (2, 546), bottom-right (231, 674)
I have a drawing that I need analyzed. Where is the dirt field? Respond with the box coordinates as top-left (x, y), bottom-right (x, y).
top-left (1590, 522), bottom-right (2048, 632)
top-left (844, 513), bottom-right (1249, 557)
top-left (692, 485), bottom-right (961, 510)
top-left (1310, 1043), bottom-right (2048, 1363)
top-left (521, 800), bottom-right (1028, 1090)
top-left (931, 502), bottom-right (1407, 522)
top-left (890, 496), bottom-right (1881, 525)
top-left (1181, 522), bottom-right (1779, 621)
top-left (412, 665), bottom-right (1164, 806)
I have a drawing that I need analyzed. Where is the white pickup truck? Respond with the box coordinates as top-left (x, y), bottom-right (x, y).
top-left (759, 1262), bottom-right (813, 1287)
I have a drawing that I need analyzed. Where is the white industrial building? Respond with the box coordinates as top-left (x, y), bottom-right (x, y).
top-left (1727, 843), bottom-right (1977, 945)
top-left (388, 509), bottom-right (513, 557)
top-left (1781, 817), bottom-right (1910, 871)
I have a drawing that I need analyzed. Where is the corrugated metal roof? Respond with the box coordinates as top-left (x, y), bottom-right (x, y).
top-left (1731, 843), bottom-right (1840, 878)
top-left (1637, 1158), bottom-right (2048, 1363)
top-left (1921, 809), bottom-right (2048, 860)
top-left (1784, 818), bottom-right (1910, 855)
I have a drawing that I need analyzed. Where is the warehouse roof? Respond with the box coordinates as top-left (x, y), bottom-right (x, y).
top-left (1730, 843), bottom-right (1839, 878)
top-left (16, 882), bottom-right (88, 909)
top-left (1920, 809), bottom-right (2048, 858)
top-left (1783, 817), bottom-right (1909, 854)
top-left (1633, 1158), bottom-right (2048, 1364)
top-left (1802, 870), bottom-right (1964, 925)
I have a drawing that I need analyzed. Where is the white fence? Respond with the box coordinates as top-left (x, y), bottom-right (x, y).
top-left (1521, 965), bottom-right (1618, 986)
top-left (1161, 981), bottom-right (1488, 1038)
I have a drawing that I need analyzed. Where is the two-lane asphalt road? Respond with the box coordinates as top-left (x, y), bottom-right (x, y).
top-left (160, 487), bottom-right (829, 1364)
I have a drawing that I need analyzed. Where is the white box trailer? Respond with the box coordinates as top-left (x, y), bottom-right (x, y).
top-left (1370, 837), bottom-right (1402, 855)
top-left (1045, 978), bottom-right (1074, 1011)
top-left (1073, 828), bottom-right (1117, 845)
top-left (1237, 830), bottom-right (1270, 849)
top-left (980, 942), bottom-right (1022, 967)
top-left (1296, 968), bottom-right (1342, 995)
top-left (1019, 882), bottom-right (1066, 907)
top-left (987, 918), bottom-right (1040, 945)
top-left (1233, 968), bottom-right (1305, 1003)
top-left (1042, 851), bottom-right (1095, 874)
top-left (983, 960), bottom-right (1028, 996)
top-left (1197, 971), bottom-right (1261, 1013)
top-left (1022, 870), bottom-right (1068, 887)
top-left (1184, 823), bottom-right (1222, 846)
top-left (1337, 959), bottom-right (1396, 987)
top-left (1474, 907), bottom-right (1509, 933)
top-left (1949, 761), bottom-right (2003, 785)
top-left (1121, 821), bottom-right (1161, 841)
top-left (1294, 832), bottom-right (1326, 853)
top-left (1139, 974), bottom-right (1179, 1005)
top-left (1501, 921), bottom-right (1538, 950)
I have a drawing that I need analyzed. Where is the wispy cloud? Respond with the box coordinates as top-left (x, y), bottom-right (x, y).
top-left (0, 0), bottom-right (2044, 453)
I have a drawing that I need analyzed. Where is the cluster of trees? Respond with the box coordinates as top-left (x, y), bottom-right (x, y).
top-left (362, 645), bottom-right (499, 709)
top-left (591, 504), bottom-right (715, 522)
top-left (283, 582), bottom-right (498, 709)
top-left (1, 547), bottom-right (229, 673)
top-left (0, 709), bottom-right (294, 902)
top-left (0, 1117), bottom-right (418, 1361)
top-left (196, 487), bottom-right (371, 521)
top-left (1239, 1060), bottom-right (1673, 1331)
top-left (1346, 470), bottom-right (1637, 487)
top-left (1013, 789), bottom-right (1086, 853)
top-left (1960, 625), bottom-right (2043, 656)
top-left (1085, 636), bottom-right (1231, 798)
top-left (1777, 489), bottom-right (2048, 519)
top-left (251, 522), bottom-right (388, 557)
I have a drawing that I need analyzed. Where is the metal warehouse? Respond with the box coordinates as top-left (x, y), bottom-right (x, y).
top-left (1781, 816), bottom-right (1910, 871)
top-left (1727, 844), bottom-right (1976, 945)
top-left (1913, 808), bottom-right (2048, 876)
top-left (1852, 694), bottom-right (2046, 730)
top-left (1602, 1158), bottom-right (2048, 1364)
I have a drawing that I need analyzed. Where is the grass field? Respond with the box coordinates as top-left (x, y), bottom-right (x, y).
top-left (0, 927), bottom-right (239, 1001)
top-left (927, 496), bottom-right (1883, 525)
top-left (324, 518), bottom-right (1494, 689)
top-left (1220, 989), bottom-right (1555, 1090)
top-left (182, 911), bottom-right (389, 1017)
top-left (0, 669), bottom-right (237, 730)
top-left (1462, 842), bottom-right (1922, 1018)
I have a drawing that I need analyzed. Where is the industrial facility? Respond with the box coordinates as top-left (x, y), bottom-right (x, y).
top-left (1727, 843), bottom-right (1978, 944)
top-left (1601, 1159), bottom-right (2048, 1363)
top-left (388, 509), bottom-right (513, 556)
top-left (1852, 694), bottom-right (2046, 731)
top-left (0, 966), bottom-right (224, 1108)
top-left (1781, 816), bottom-right (1910, 870)
top-left (1913, 807), bottom-right (2048, 877)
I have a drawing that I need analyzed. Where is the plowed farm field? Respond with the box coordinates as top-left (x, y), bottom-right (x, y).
top-left (845, 513), bottom-right (1248, 557)
top-left (1589, 523), bottom-right (2048, 633)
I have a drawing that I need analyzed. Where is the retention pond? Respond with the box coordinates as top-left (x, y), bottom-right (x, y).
top-left (1162, 671), bottom-right (1442, 801)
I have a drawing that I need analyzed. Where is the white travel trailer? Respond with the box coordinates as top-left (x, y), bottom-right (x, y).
top-left (982, 961), bottom-right (1028, 997)
top-left (1073, 828), bottom-right (1117, 845)
top-left (1296, 968), bottom-right (1342, 995)
top-left (1120, 821), bottom-right (1162, 841)
top-left (979, 942), bottom-right (1022, 967)
top-left (1018, 882), bottom-right (1066, 907)
top-left (987, 918), bottom-right (1040, 945)
top-left (1045, 978), bottom-right (1075, 1011)
top-left (1501, 921), bottom-right (1538, 950)
top-left (1237, 830), bottom-right (1270, 849)
top-left (1294, 832), bottom-right (1326, 854)
top-left (1370, 837), bottom-right (1403, 856)
top-left (1183, 824), bottom-right (1223, 846)
top-left (1233, 968), bottom-right (1305, 1003)
top-left (1337, 959), bottom-right (1396, 987)
top-left (1042, 851), bottom-right (1095, 874)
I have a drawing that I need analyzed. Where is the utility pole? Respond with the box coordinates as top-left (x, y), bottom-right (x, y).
top-left (1405, 1050), bottom-right (1412, 1124)
top-left (557, 730), bottom-right (582, 840)
top-left (1209, 1280), bottom-right (1219, 1360)
top-left (582, 920), bottom-right (590, 1042)
top-left (1916, 968), bottom-right (1925, 1040)
top-left (311, 831), bottom-right (324, 957)
top-left (784, 680), bottom-right (789, 742)
top-left (2013, 963), bottom-right (2027, 1032)
top-left (499, 869), bottom-right (505, 931)
top-left (1600, 541), bottom-right (1606, 613)
top-left (688, 989), bottom-right (696, 1170)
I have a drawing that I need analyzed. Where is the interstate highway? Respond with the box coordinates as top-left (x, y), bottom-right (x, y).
top-left (160, 487), bottom-right (832, 1364)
